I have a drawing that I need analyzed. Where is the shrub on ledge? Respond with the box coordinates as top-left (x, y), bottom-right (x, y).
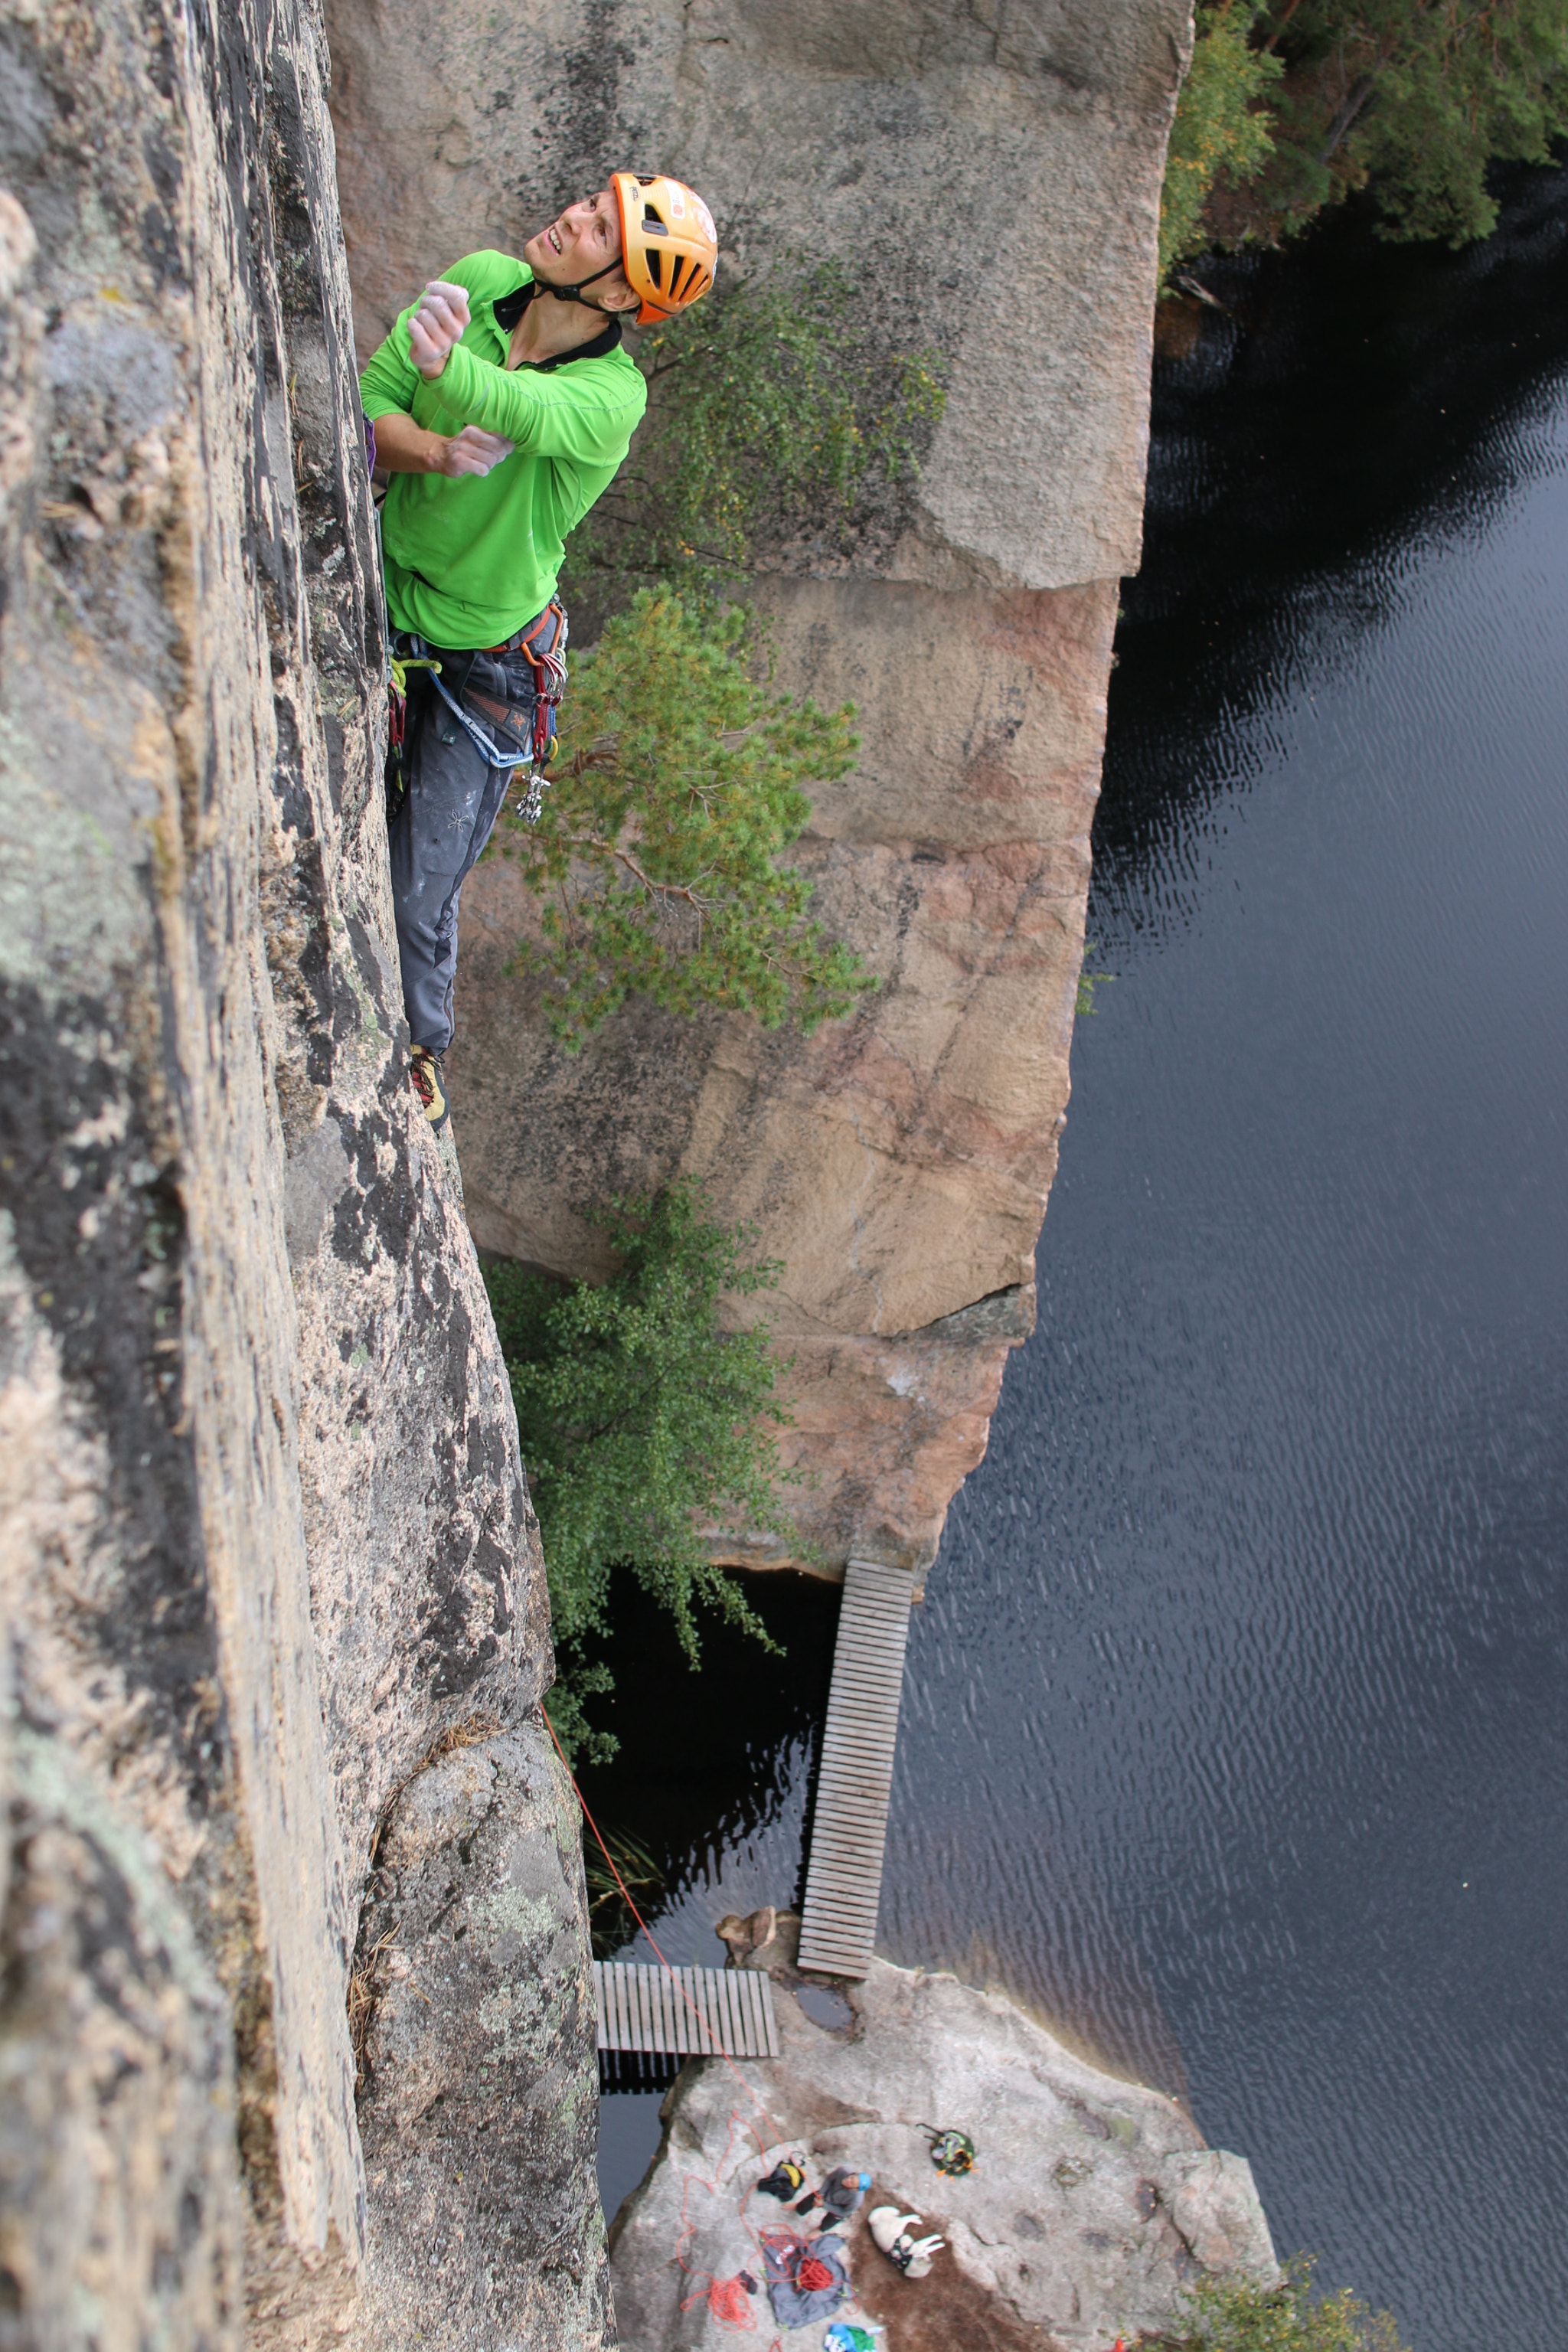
top-left (483, 1183), bottom-right (799, 1765)
top-left (1138, 2259), bottom-right (1412, 2351)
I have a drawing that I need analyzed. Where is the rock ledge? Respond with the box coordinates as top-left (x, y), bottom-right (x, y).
top-left (611, 1939), bottom-right (1277, 2352)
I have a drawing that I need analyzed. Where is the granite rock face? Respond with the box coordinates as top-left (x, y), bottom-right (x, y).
top-left (324, 0), bottom-right (1188, 1577)
top-left (0, 0), bottom-right (603, 2340)
top-left (610, 1949), bottom-right (1279, 2352)
top-left (346, 1717), bottom-right (610, 2352)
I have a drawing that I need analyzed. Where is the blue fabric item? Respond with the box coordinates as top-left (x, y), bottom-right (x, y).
top-left (387, 613), bottom-right (559, 1054)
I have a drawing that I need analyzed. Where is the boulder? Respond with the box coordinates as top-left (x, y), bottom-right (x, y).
top-left (611, 1945), bottom-right (1279, 2350)
top-left (345, 1718), bottom-right (610, 2350)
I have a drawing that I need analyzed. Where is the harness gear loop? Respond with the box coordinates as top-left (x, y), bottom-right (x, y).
top-left (388, 654), bottom-right (441, 756)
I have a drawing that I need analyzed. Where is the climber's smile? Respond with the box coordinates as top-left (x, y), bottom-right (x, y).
top-left (524, 191), bottom-right (624, 296)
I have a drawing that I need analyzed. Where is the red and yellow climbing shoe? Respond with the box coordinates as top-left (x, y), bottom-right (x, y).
top-left (409, 1045), bottom-right (449, 1132)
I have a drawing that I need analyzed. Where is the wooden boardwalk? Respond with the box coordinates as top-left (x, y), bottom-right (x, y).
top-left (796, 1557), bottom-right (916, 1980)
top-left (594, 1961), bottom-right (780, 2059)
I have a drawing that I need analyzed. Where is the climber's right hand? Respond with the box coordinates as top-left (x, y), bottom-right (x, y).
top-left (407, 279), bottom-right (472, 379)
top-left (436, 426), bottom-right (516, 479)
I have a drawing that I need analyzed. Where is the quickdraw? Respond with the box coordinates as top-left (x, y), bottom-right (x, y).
top-left (388, 652), bottom-right (441, 756)
top-left (511, 597), bottom-right (570, 765)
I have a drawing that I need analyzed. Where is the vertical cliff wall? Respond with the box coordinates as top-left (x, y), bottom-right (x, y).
top-left (0, 0), bottom-right (606, 2341)
top-left (325, 0), bottom-right (1189, 1581)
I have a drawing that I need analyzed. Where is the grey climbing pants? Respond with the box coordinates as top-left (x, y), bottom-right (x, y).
top-left (387, 616), bottom-right (558, 1056)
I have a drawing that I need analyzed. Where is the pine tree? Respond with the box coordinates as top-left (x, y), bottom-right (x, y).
top-left (1162, 2), bottom-right (1285, 281)
top-left (1261, 0), bottom-right (1568, 244)
top-left (496, 589), bottom-right (873, 1047)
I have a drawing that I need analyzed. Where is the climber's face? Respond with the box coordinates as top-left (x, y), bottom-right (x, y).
top-left (524, 188), bottom-right (638, 312)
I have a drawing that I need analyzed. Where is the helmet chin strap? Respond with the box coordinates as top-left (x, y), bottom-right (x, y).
top-left (531, 253), bottom-right (622, 309)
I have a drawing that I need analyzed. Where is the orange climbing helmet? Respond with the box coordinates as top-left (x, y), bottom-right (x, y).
top-left (609, 171), bottom-right (717, 325)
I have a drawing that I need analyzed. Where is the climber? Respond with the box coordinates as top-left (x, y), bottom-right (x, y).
top-left (358, 175), bottom-right (717, 1129)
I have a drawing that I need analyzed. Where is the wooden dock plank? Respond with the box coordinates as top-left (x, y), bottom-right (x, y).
top-left (797, 1557), bottom-right (914, 1981)
top-left (741, 1971), bottom-right (766, 2056)
top-left (594, 1966), bottom-right (799, 2060)
top-left (598, 1962), bottom-right (779, 2057)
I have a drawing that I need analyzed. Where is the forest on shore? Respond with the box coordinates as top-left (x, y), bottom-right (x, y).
top-left (1161, 0), bottom-right (1568, 280)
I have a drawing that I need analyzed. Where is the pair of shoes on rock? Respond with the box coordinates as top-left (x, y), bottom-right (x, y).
top-left (410, 1044), bottom-right (449, 1132)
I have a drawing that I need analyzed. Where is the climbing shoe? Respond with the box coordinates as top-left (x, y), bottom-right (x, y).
top-left (409, 1045), bottom-right (449, 1132)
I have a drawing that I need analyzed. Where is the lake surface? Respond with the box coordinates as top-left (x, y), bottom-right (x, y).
top-left (589, 165), bottom-right (1568, 2350)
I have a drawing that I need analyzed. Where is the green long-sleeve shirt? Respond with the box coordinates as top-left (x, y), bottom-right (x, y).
top-left (359, 250), bottom-right (647, 647)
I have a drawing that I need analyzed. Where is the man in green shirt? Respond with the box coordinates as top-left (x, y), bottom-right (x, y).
top-left (359, 174), bottom-right (717, 1126)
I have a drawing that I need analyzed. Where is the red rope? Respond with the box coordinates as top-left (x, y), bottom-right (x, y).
top-left (541, 1702), bottom-right (787, 2138)
top-left (543, 1701), bottom-right (831, 2352)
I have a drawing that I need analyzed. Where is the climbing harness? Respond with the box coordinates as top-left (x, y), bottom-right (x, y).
top-left (386, 604), bottom-right (567, 828)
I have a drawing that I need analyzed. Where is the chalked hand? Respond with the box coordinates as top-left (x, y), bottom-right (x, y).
top-left (436, 427), bottom-right (515, 479)
top-left (408, 279), bottom-right (472, 380)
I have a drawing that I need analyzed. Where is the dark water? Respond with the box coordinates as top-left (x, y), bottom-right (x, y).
top-left (593, 165), bottom-right (1568, 2345)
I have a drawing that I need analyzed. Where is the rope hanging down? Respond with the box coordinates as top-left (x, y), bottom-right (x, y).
top-left (541, 1704), bottom-right (788, 2138)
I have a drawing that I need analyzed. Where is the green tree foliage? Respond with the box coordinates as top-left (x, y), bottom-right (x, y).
top-left (1258, 0), bottom-right (1568, 244)
top-left (1161, 2), bottom-right (1286, 279)
top-left (498, 590), bottom-right (874, 1047)
top-left (1161, 0), bottom-right (1568, 274)
top-left (483, 1185), bottom-right (799, 1765)
top-left (572, 258), bottom-right (947, 586)
top-left (1139, 2258), bottom-right (1411, 2352)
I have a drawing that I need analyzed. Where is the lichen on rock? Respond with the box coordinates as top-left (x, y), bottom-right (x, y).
top-left (346, 1717), bottom-right (611, 2350)
top-left (0, 0), bottom-right (605, 2338)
